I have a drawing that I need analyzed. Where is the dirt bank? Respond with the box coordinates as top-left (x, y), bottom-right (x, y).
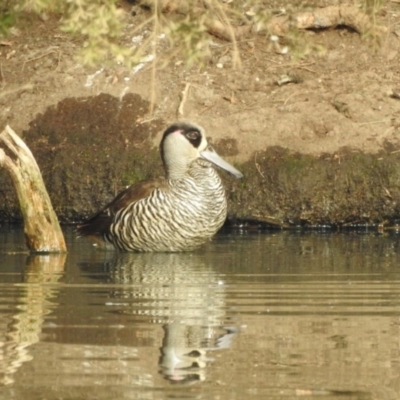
top-left (0, 2), bottom-right (400, 227)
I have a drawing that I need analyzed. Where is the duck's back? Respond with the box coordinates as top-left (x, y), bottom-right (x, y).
top-left (108, 162), bottom-right (226, 252)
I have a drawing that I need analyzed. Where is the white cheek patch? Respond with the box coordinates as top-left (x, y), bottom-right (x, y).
top-left (164, 131), bottom-right (186, 152)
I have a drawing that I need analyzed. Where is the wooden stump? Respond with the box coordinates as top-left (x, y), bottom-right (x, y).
top-left (0, 125), bottom-right (66, 253)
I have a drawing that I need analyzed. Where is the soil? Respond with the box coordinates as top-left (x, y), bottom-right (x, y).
top-left (1, 1), bottom-right (400, 227)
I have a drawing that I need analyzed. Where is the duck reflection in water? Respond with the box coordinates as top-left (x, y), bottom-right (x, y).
top-left (159, 321), bottom-right (237, 384)
top-left (81, 251), bottom-right (238, 384)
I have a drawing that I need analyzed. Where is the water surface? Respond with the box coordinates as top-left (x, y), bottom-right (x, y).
top-left (0, 226), bottom-right (399, 399)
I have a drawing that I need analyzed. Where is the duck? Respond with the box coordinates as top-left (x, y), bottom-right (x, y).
top-left (77, 121), bottom-right (243, 252)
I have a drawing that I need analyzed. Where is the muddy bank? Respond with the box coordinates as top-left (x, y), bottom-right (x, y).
top-left (1, 93), bottom-right (400, 228)
top-left (227, 147), bottom-right (400, 228)
top-left (0, 93), bottom-right (165, 221)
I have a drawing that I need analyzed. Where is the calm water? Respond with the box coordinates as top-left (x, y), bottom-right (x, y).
top-left (0, 226), bottom-right (400, 399)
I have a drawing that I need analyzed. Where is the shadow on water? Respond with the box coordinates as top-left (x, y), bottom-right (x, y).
top-left (0, 227), bottom-right (400, 399)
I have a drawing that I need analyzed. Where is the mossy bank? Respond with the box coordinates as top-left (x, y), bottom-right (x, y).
top-left (1, 93), bottom-right (400, 229)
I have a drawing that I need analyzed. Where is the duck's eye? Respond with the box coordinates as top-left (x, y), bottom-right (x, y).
top-left (186, 131), bottom-right (200, 141)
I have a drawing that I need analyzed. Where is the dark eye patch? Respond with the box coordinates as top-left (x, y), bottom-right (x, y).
top-left (185, 129), bottom-right (201, 147)
top-left (186, 131), bottom-right (200, 140)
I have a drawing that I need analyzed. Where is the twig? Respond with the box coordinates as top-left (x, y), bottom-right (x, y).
top-left (22, 50), bottom-right (57, 71)
top-left (295, 63), bottom-right (317, 74)
top-left (24, 50), bottom-right (57, 63)
top-left (149, 1), bottom-right (159, 116)
top-left (54, 51), bottom-right (62, 71)
top-left (254, 151), bottom-right (264, 178)
top-left (358, 119), bottom-right (389, 126)
top-left (265, 57), bottom-right (283, 65)
top-left (199, 102), bottom-right (216, 114)
top-left (0, 63), bottom-right (5, 86)
top-left (178, 82), bottom-right (191, 117)
top-left (0, 83), bottom-right (34, 99)
top-left (213, 0), bottom-right (242, 69)
top-left (283, 91), bottom-right (301, 105)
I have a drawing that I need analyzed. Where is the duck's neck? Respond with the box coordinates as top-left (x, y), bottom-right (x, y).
top-left (165, 159), bottom-right (191, 180)
top-left (166, 159), bottom-right (215, 181)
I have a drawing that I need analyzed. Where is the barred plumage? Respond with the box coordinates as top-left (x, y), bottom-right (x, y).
top-left (77, 122), bottom-right (243, 252)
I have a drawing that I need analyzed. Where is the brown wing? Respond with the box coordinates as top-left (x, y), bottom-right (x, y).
top-left (77, 178), bottom-right (168, 238)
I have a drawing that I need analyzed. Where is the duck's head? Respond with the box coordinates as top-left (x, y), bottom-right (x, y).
top-left (160, 122), bottom-right (243, 180)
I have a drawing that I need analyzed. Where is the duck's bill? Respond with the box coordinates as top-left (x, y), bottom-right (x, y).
top-left (200, 147), bottom-right (243, 178)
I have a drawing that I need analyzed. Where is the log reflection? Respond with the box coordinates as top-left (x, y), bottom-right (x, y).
top-left (0, 254), bottom-right (65, 385)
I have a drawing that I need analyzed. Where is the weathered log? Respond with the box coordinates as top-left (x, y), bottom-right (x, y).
top-left (0, 125), bottom-right (66, 253)
top-left (138, 1), bottom-right (387, 41)
top-left (251, 5), bottom-right (387, 38)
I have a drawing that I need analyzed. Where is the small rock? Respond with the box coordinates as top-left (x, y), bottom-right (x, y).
top-left (276, 74), bottom-right (302, 86)
top-left (390, 89), bottom-right (400, 100)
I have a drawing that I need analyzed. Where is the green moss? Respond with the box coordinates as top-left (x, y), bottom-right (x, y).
top-left (226, 147), bottom-right (400, 226)
top-left (120, 148), bottom-right (160, 186)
